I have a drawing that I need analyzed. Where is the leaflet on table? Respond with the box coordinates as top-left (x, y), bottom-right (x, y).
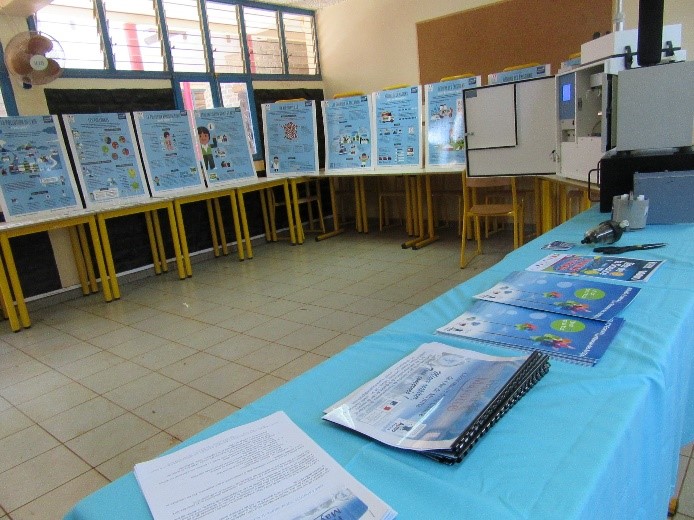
top-left (322, 94), bottom-right (375, 171)
top-left (374, 86), bottom-right (422, 168)
top-left (193, 107), bottom-right (256, 186)
top-left (424, 77), bottom-right (479, 168)
top-left (0, 115), bottom-right (82, 220)
top-left (134, 411), bottom-right (396, 520)
top-left (262, 100), bottom-right (319, 175)
top-left (527, 253), bottom-right (664, 282)
top-left (323, 341), bottom-right (530, 452)
top-left (62, 112), bottom-right (150, 208)
top-left (437, 300), bottom-right (623, 366)
top-left (475, 270), bottom-right (640, 321)
top-left (132, 110), bottom-right (205, 195)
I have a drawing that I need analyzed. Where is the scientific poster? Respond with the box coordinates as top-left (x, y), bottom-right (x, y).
top-left (63, 112), bottom-right (149, 207)
top-left (132, 110), bottom-right (205, 195)
top-left (373, 85), bottom-right (422, 169)
top-left (322, 95), bottom-right (374, 171)
top-left (425, 77), bottom-right (479, 168)
top-left (262, 100), bottom-right (319, 176)
top-left (0, 115), bottom-right (82, 220)
top-left (193, 107), bottom-right (257, 185)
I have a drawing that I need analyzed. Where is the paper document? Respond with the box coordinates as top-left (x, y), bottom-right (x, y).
top-left (526, 253), bottom-right (664, 282)
top-left (134, 411), bottom-right (396, 520)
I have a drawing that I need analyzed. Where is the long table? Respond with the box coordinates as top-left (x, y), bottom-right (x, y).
top-left (64, 206), bottom-right (694, 519)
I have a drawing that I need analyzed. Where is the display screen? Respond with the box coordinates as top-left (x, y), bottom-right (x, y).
top-left (562, 83), bottom-right (572, 102)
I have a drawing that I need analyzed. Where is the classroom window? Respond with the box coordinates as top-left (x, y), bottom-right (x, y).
top-left (102, 0), bottom-right (165, 71)
top-left (220, 81), bottom-right (256, 154)
top-left (282, 12), bottom-right (318, 75)
top-left (0, 92), bottom-right (8, 117)
top-left (179, 81), bottom-right (214, 110)
top-left (160, 0), bottom-right (207, 72)
top-left (242, 6), bottom-right (283, 75)
top-left (206, 2), bottom-right (245, 74)
top-left (35, 0), bottom-right (105, 69)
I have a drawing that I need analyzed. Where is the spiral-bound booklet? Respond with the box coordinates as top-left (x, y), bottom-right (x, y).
top-left (323, 342), bottom-right (549, 464)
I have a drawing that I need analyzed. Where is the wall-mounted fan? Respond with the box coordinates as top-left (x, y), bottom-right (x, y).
top-left (4, 31), bottom-right (65, 89)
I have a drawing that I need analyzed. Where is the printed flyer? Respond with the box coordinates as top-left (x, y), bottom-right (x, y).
top-left (63, 112), bottom-right (149, 207)
top-left (0, 115), bottom-right (82, 219)
top-left (437, 300), bottom-right (623, 366)
top-left (425, 77), bottom-right (478, 168)
top-left (475, 270), bottom-right (640, 321)
top-left (193, 107), bottom-right (256, 185)
top-left (374, 85), bottom-right (422, 168)
top-left (527, 253), bottom-right (664, 282)
top-left (132, 110), bottom-right (205, 195)
top-left (262, 100), bottom-right (319, 175)
top-left (322, 94), bottom-right (374, 171)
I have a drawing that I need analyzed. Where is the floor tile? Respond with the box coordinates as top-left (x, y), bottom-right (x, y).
top-left (188, 362), bottom-right (264, 399)
top-left (271, 352), bottom-right (327, 381)
top-left (275, 324), bottom-right (339, 351)
top-left (0, 408), bottom-right (34, 440)
top-left (224, 374), bottom-right (286, 408)
top-left (244, 317), bottom-right (306, 342)
top-left (203, 334), bottom-right (270, 361)
top-left (130, 342), bottom-right (197, 371)
top-left (234, 343), bottom-right (304, 373)
top-left (0, 370), bottom-right (72, 406)
top-left (15, 382), bottom-right (97, 423)
top-left (96, 432), bottom-right (180, 481)
top-left (158, 352), bottom-right (230, 383)
top-left (40, 396), bottom-right (126, 443)
top-left (104, 373), bottom-right (181, 410)
top-left (311, 333), bottom-right (362, 357)
top-left (9, 470), bottom-right (109, 520)
top-left (0, 445), bottom-right (90, 513)
top-left (0, 425), bottom-right (59, 473)
top-left (65, 413), bottom-right (160, 467)
top-left (132, 385), bottom-right (217, 429)
top-left (166, 401), bottom-right (239, 441)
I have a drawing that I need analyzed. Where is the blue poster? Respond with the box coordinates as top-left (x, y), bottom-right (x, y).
top-left (63, 113), bottom-right (149, 207)
top-left (262, 100), bottom-right (318, 175)
top-left (132, 110), bottom-right (205, 195)
top-left (0, 115), bottom-right (82, 220)
top-left (322, 95), bottom-right (373, 171)
top-left (425, 77), bottom-right (478, 168)
top-left (374, 86), bottom-right (422, 168)
top-left (193, 107), bottom-right (256, 185)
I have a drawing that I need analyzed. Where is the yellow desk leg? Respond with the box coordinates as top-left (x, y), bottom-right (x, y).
top-left (290, 179), bottom-right (304, 244)
top-left (316, 176), bottom-right (345, 241)
top-left (206, 199), bottom-right (220, 257)
top-left (144, 211), bottom-right (162, 274)
top-left (404, 177), bottom-right (413, 236)
top-left (541, 179), bottom-right (554, 234)
top-left (77, 224), bottom-right (98, 293)
top-left (259, 189), bottom-right (271, 241)
top-left (166, 204), bottom-right (188, 279)
top-left (213, 198), bottom-right (228, 256)
top-left (0, 250), bottom-right (21, 332)
top-left (284, 181), bottom-right (299, 245)
top-left (86, 217), bottom-right (113, 303)
top-left (151, 210), bottom-right (169, 273)
top-left (413, 175), bottom-right (439, 249)
top-left (358, 177), bottom-right (368, 233)
top-left (402, 176), bottom-right (425, 249)
top-left (97, 215), bottom-right (121, 300)
top-left (354, 179), bottom-right (363, 233)
top-left (228, 191), bottom-right (245, 261)
top-left (237, 190), bottom-right (254, 259)
top-left (174, 200), bottom-right (193, 277)
top-left (68, 226), bottom-right (91, 296)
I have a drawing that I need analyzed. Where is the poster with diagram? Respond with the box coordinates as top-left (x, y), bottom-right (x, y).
top-left (63, 112), bottom-right (149, 208)
top-left (0, 115), bottom-right (83, 220)
top-left (132, 110), bottom-right (205, 195)
top-left (193, 107), bottom-right (257, 186)
top-left (322, 94), bottom-right (374, 172)
top-left (262, 100), bottom-right (319, 176)
top-left (425, 76), bottom-right (480, 169)
top-left (373, 85), bottom-right (422, 169)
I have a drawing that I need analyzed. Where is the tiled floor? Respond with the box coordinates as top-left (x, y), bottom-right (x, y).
top-left (0, 224), bottom-right (692, 520)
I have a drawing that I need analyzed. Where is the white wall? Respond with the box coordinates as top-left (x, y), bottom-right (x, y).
top-left (316, 0), bottom-right (693, 99)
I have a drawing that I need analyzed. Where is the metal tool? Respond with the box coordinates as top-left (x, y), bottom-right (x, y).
top-left (593, 243), bottom-right (666, 254)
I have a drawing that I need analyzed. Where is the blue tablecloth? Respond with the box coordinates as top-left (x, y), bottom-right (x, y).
top-left (65, 206), bottom-right (694, 520)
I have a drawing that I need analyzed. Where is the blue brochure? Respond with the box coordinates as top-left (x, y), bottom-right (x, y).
top-left (527, 253), bottom-right (664, 282)
top-left (475, 271), bottom-right (639, 321)
top-left (437, 300), bottom-right (624, 366)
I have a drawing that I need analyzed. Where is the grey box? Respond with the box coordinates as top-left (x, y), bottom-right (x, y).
top-left (633, 170), bottom-right (694, 224)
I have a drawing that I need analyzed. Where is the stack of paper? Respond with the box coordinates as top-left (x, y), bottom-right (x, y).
top-left (134, 411), bottom-right (396, 520)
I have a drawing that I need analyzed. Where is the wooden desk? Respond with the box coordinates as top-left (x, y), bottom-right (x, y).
top-left (0, 211), bottom-right (112, 330)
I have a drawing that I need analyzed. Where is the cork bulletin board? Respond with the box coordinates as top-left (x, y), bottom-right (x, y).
top-left (416, 0), bottom-right (613, 85)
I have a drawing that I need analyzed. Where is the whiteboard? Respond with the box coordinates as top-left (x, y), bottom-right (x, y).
top-left (464, 83), bottom-right (516, 150)
top-left (466, 77), bottom-right (557, 177)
